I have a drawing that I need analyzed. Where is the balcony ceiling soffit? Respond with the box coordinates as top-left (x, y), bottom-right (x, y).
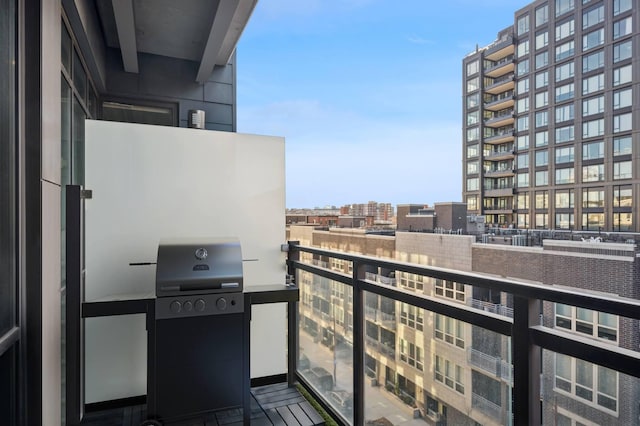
top-left (97, 0), bottom-right (257, 82)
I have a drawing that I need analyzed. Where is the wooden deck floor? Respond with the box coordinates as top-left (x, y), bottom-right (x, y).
top-left (79, 383), bottom-right (325, 426)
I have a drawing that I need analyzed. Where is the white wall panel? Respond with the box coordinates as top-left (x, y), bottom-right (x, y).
top-left (84, 120), bottom-right (285, 402)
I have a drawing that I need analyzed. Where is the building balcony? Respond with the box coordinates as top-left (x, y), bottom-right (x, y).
top-left (484, 55), bottom-right (515, 78)
top-left (483, 129), bottom-right (514, 145)
top-left (484, 35), bottom-right (515, 61)
top-left (484, 111), bottom-right (515, 128)
top-left (484, 91), bottom-right (515, 111)
top-left (484, 149), bottom-right (515, 161)
top-left (483, 186), bottom-right (514, 198)
top-left (484, 74), bottom-right (515, 95)
top-left (286, 243), bottom-right (640, 425)
top-left (364, 306), bottom-right (397, 330)
top-left (483, 167), bottom-right (515, 178)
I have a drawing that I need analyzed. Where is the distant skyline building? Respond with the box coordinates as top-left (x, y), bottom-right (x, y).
top-left (462, 0), bottom-right (637, 232)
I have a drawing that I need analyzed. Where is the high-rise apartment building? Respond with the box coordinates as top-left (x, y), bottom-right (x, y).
top-left (462, 0), bottom-right (637, 232)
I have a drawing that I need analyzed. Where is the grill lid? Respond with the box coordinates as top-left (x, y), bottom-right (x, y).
top-left (155, 237), bottom-right (243, 297)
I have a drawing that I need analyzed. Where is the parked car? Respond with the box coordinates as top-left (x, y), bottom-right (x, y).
top-left (307, 366), bottom-right (333, 391)
top-left (329, 389), bottom-right (353, 414)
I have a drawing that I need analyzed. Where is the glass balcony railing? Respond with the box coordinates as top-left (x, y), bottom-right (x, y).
top-left (286, 242), bottom-right (640, 426)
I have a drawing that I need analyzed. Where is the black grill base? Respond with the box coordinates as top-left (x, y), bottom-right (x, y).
top-left (149, 310), bottom-right (246, 422)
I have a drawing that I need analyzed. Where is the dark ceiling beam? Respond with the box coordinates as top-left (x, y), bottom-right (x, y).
top-left (196, 0), bottom-right (257, 83)
top-left (112, 0), bottom-right (138, 73)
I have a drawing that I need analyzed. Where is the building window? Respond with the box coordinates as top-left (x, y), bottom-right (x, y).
top-left (536, 71), bottom-right (549, 89)
top-left (582, 50), bottom-right (604, 72)
top-left (582, 164), bottom-right (604, 182)
top-left (555, 83), bottom-right (574, 102)
top-left (536, 150), bottom-right (549, 166)
top-left (582, 141), bottom-right (604, 160)
top-left (536, 30), bottom-right (549, 49)
top-left (535, 51), bottom-right (548, 69)
top-left (517, 172), bottom-right (530, 188)
top-left (556, 167), bottom-right (575, 184)
top-left (613, 135), bottom-right (632, 156)
top-left (536, 91), bottom-right (549, 108)
top-left (582, 213), bottom-right (605, 230)
top-left (536, 170), bottom-right (549, 186)
top-left (555, 354), bottom-right (618, 412)
top-left (467, 195), bottom-right (478, 211)
top-left (517, 193), bottom-right (530, 209)
top-left (517, 116), bottom-right (529, 131)
top-left (536, 130), bottom-right (549, 147)
top-left (556, 189), bottom-right (574, 208)
top-left (613, 0), bottom-right (632, 16)
top-left (613, 16), bottom-right (632, 40)
top-left (582, 73), bottom-right (604, 94)
top-left (555, 304), bottom-right (618, 341)
top-left (536, 191), bottom-right (549, 209)
top-left (583, 118), bottom-right (604, 139)
top-left (555, 146), bottom-right (574, 164)
top-left (535, 110), bottom-right (548, 128)
top-left (613, 161), bottom-right (632, 180)
top-left (398, 272), bottom-right (424, 291)
top-left (582, 187), bottom-right (604, 207)
top-left (467, 110), bottom-right (480, 126)
top-left (466, 76), bottom-right (479, 92)
top-left (536, 4), bottom-right (549, 26)
top-left (582, 4), bottom-right (604, 29)
top-left (517, 78), bottom-right (530, 94)
top-left (555, 19), bottom-right (575, 40)
top-left (467, 160), bottom-right (479, 174)
top-left (435, 314), bottom-right (465, 348)
top-left (613, 64), bottom-right (632, 86)
top-left (555, 104), bottom-right (574, 123)
top-left (517, 135), bottom-right (530, 150)
top-left (555, 0), bottom-right (575, 17)
top-left (582, 28), bottom-right (604, 51)
top-left (435, 279), bottom-right (465, 302)
top-left (517, 213), bottom-right (530, 228)
top-left (535, 213), bottom-right (548, 228)
top-left (517, 59), bottom-right (530, 76)
top-left (613, 212), bottom-right (633, 232)
top-left (467, 143), bottom-right (479, 158)
top-left (517, 14), bottom-right (530, 35)
top-left (556, 61), bottom-right (574, 81)
top-left (467, 93), bottom-right (480, 108)
top-left (400, 303), bottom-right (424, 331)
top-left (613, 40), bottom-right (632, 63)
top-left (435, 355), bottom-right (465, 394)
top-left (582, 95), bottom-right (604, 116)
top-left (400, 339), bottom-right (423, 371)
top-left (466, 60), bottom-right (479, 76)
top-left (613, 186), bottom-right (632, 207)
top-left (613, 88), bottom-right (632, 109)
top-left (613, 113), bottom-right (632, 133)
top-left (555, 213), bottom-right (574, 229)
top-left (556, 40), bottom-right (575, 60)
top-left (467, 127), bottom-right (479, 141)
top-left (555, 125), bottom-right (574, 143)
top-left (517, 97), bottom-right (530, 114)
top-left (517, 39), bottom-right (530, 58)
top-left (517, 153), bottom-right (529, 169)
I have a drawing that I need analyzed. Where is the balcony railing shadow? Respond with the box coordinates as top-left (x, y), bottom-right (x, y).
top-left (287, 242), bottom-right (640, 426)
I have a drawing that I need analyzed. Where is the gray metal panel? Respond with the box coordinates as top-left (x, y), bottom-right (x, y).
top-left (204, 81), bottom-right (233, 104)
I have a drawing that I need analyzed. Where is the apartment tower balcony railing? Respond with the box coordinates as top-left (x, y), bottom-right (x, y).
top-left (286, 242), bottom-right (640, 426)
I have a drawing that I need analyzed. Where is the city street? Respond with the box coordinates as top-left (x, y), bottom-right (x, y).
top-left (298, 331), bottom-right (427, 425)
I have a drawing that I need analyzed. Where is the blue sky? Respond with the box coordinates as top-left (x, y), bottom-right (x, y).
top-left (236, 0), bottom-right (531, 209)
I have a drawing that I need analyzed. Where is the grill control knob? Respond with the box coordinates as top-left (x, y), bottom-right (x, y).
top-left (216, 297), bottom-right (227, 311)
top-left (170, 301), bottom-right (182, 313)
top-left (183, 300), bottom-right (193, 312)
top-left (194, 299), bottom-right (206, 312)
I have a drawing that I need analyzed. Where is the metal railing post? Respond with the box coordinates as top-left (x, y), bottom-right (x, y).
top-left (512, 296), bottom-right (541, 425)
top-left (352, 261), bottom-right (365, 426)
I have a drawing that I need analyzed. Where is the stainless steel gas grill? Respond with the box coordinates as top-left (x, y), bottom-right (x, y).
top-left (146, 237), bottom-right (248, 424)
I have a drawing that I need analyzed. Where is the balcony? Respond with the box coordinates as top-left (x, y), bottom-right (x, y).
top-left (484, 35), bottom-right (515, 61)
top-left (484, 55), bottom-right (515, 78)
top-left (484, 128), bottom-right (514, 145)
top-left (484, 74), bottom-right (515, 95)
top-left (483, 167), bottom-right (514, 178)
top-left (288, 243), bottom-right (640, 425)
top-left (484, 110), bottom-right (515, 128)
top-left (484, 91), bottom-right (515, 112)
top-left (484, 149), bottom-right (515, 161)
top-left (483, 186), bottom-right (514, 197)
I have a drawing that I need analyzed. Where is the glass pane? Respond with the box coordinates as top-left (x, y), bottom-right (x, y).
top-left (61, 20), bottom-right (71, 73)
top-left (0, 0), bottom-right (16, 337)
top-left (102, 101), bottom-right (174, 127)
top-left (298, 271), bottom-right (353, 424)
top-left (73, 48), bottom-right (86, 103)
